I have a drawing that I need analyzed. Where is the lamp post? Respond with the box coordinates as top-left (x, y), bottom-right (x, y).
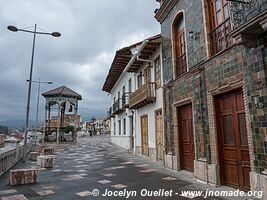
top-left (7, 24), bottom-right (60, 162)
top-left (27, 78), bottom-right (52, 146)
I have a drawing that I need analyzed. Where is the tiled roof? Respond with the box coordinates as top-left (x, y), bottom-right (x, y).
top-left (42, 85), bottom-right (82, 100)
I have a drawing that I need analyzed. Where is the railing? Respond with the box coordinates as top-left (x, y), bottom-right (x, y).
top-left (230, 0), bottom-right (267, 29)
top-left (210, 18), bottom-right (233, 55)
top-left (175, 53), bottom-right (187, 78)
top-left (113, 98), bottom-right (123, 114)
top-left (122, 92), bottom-right (131, 108)
top-left (129, 82), bottom-right (156, 109)
top-left (0, 140), bottom-right (32, 176)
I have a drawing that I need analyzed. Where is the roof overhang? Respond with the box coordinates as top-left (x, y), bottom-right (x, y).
top-left (102, 34), bottom-right (161, 93)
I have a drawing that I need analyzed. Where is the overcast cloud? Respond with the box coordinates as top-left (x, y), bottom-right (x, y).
top-left (0, 0), bottom-right (159, 121)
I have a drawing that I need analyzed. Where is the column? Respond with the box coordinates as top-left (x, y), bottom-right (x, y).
top-left (56, 103), bottom-right (61, 144)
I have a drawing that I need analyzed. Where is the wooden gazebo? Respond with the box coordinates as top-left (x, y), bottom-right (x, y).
top-left (42, 86), bottom-right (82, 143)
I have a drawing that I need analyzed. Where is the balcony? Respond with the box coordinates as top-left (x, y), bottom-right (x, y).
top-left (210, 18), bottom-right (233, 55)
top-left (112, 98), bottom-right (124, 115)
top-left (175, 53), bottom-right (187, 78)
top-left (230, 0), bottom-right (267, 47)
top-left (122, 92), bottom-right (131, 108)
top-left (129, 82), bottom-right (156, 109)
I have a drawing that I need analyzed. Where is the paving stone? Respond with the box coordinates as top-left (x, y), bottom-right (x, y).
top-left (162, 177), bottom-right (177, 181)
top-left (98, 180), bottom-right (111, 184)
top-left (103, 173), bottom-right (116, 177)
top-left (1, 194), bottom-right (28, 200)
top-left (76, 191), bottom-right (92, 197)
top-left (111, 184), bottom-right (127, 189)
top-left (0, 189), bottom-right (17, 195)
top-left (36, 190), bottom-right (55, 196)
top-left (139, 169), bottom-right (157, 173)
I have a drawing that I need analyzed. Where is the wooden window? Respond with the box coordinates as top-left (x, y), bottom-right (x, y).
top-left (144, 67), bottom-right (151, 83)
top-left (173, 14), bottom-right (187, 78)
top-left (154, 56), bottom-right (161, 88)
top-left (209, 0), bottom-right (232, 55)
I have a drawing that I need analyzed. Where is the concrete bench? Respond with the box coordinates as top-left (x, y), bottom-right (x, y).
top-left (37, 155), bottom-right (53, 168)
top-left (30, 152), bottom-right (40, 161)
top-left (9, 169), bottom-right (38, 185)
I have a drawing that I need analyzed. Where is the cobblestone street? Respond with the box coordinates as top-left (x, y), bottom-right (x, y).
top-left (0, 136), bottom-right (251, 200)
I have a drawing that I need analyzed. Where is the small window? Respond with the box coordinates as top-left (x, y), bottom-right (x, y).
top-left (123, 118), bottom-right (126, 135)
top-left (154, 56), bottom-right (161, 88)
top-left (128, 78), bottom-right (132, 93)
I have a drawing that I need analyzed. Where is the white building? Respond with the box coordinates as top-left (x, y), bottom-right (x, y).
top-left (103, 35), bottom-right (164, 160)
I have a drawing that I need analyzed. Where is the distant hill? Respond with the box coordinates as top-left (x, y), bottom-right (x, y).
top-left (0, 119), bottom-right (35, 130)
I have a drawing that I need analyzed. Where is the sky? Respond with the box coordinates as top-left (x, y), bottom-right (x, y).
top-left (0, 0), bottom-right (160, 122)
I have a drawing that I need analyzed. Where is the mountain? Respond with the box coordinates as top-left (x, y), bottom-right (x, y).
top-left (0, 119), bottom-right (35, 130)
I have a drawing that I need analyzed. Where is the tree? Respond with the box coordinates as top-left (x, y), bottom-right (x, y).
top-left (64, 125), bottom-right (75, 133)
top-left (0, 125), bottom-right (8, 135)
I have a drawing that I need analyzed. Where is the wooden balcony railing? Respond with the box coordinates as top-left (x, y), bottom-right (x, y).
top-left (129, 82), bottom-right (156, 109)
top-left (210, 18), bottom-right (233, 55)
top-left (230, 0), bottom-right (267, 29)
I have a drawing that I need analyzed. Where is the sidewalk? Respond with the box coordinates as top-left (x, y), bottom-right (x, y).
top-left (0, 135), bottom-right (262, 200)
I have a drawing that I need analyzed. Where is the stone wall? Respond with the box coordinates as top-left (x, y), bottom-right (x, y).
top-left (158, 0), bottom-right (267, 191)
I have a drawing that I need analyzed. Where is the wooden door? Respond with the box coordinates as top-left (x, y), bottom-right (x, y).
top-left (141, 115), bottom-right (149, 155)
top-left (156, 110), bottom-right (163, 160)
top-left (216, 90), bottom-right (250, 191)
top-left (178, 104), bottom-right (194, 172)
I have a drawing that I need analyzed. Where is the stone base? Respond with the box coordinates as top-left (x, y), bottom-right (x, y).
top-left (250, 171), bottom-right (267, 200)
top-left (194, 160), bottom-right (218, 185)
top-left (37, 155), bottom-right (53, 168)
top-left (30, 152), bottom-right (40, 161)
top-left (9, 169), bottom-right (38, 185)
top-left (43, 148), bottom-right (54, 155)
top-left (135, 146), bottom-right (142, 155)
top-left (148, 147), bottom-right (156, 161)
top-left (164, 154), bottom-right (178, 170)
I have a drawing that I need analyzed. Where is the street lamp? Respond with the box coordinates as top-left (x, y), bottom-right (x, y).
top-left (7, 24), bottom-right (60, 162)
top-left (26, 79), bottom-right (53, 146)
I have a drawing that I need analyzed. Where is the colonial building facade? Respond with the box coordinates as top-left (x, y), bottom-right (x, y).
top-left (103, 35), bottom-right (164, 158)
top-left (155, 0), bottom-right (267, 194)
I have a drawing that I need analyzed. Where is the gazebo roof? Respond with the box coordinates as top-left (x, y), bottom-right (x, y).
top-left (42, 85), bottom-right (82, 100)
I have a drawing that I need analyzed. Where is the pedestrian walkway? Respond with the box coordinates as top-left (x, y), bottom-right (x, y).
top-left (0, 135), bottom-right (259, 199)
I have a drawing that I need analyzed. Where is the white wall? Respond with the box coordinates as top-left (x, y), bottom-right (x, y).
top-left (133, 45), bottom-right (164, 150)
top-left (109, 71), bottom-right (134, 150)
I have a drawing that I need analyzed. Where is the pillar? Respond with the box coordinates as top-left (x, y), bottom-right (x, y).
top-left (56, 103), bottom-right (61, 144)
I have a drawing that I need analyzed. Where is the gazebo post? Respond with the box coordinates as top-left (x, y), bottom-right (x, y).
top-left (56, 103), bottom-right (61, 144)
top-left (48, 105), bottom-right (51, 132)
top-left (43, 103), bottom-right (48, 143)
